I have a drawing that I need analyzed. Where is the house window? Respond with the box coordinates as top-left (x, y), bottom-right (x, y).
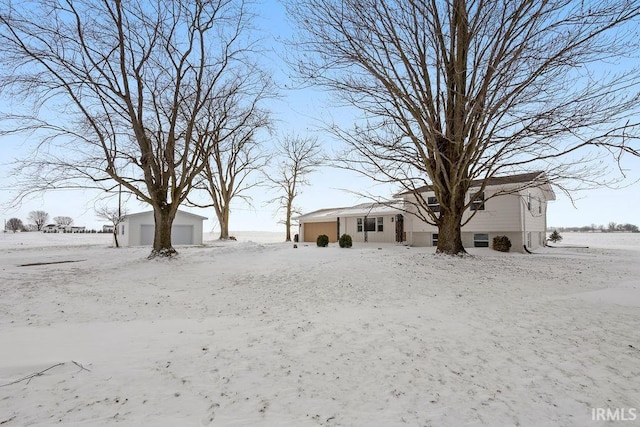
top-left (121, 224), bottom-right (125, 235)
top-left (377, 217), bottom-right (383, 232)
top-left (538, 202), bottom-right (542, 214)
top-left (427, 196), bottom-right (440, 212)
top-left (473, 233), bottom-right (489, 247)
top-left (357, 218), bottom-right (363, 232)
top-left (432, 233), bottom-right (438, 246)
top-left (470, 191), bottom-right (485, 211)
top-left (365, 217), bottom-right (376, 232)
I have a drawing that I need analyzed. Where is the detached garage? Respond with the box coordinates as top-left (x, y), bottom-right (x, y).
top-left (119, 210), bottom-right (207, 247)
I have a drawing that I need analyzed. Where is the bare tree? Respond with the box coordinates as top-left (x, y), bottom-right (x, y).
top-left (95, 205), bottom-right (127, 248)
top-left (189, 88), bottom-right (272, 240)
top-left (27, 210), bottom-right (48, 231)
top-left (287, 0), bottom-right (640, 255)
top-left (54, 216), bottom-right (74, 228)
top-left (0, 0), bottom-right (268, 257)
top-left (267, 134), bottom-right (322, 241)
top-left (6, 217), bottom-right (24, 232)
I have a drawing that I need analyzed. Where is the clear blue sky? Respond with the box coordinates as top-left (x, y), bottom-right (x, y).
top-left (1, 1), bottom-right (639, 233)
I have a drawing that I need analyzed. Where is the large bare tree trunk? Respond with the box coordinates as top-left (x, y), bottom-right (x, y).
top-left (436, 187), bottom-right (467, 254)
top-left (285, 201), bottom-right (293, 241)
top-left (218, 205), bottom-right (231, 240)
top-left (151, 206), bottom-right (177, 257)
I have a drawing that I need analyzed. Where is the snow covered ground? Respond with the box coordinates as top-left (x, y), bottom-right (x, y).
top-left (1, 231), bottom-right (638, 426)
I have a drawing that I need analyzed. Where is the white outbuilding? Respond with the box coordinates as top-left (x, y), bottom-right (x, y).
top-left (119, 210), bottom-right (207, 246)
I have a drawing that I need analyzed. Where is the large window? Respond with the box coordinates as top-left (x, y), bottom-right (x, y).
top-left (359, 217), bottom-right (383, 232)
top-left (427, 196), bottom-right (440, 212)
top-left (474, 233), bottom-right (489, 247)
top-left (470, 191), bottom-right (485, 211)
top-left (365, 217), bottom-right (376, 232)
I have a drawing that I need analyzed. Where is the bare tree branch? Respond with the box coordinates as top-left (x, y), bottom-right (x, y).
top-left (266, 134), bottom-right (323, 241)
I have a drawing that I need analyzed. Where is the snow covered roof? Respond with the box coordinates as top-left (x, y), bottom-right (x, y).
top-left (396, 171), bottom-right (555, 200)
top-left (123, 209), bottom-right (208, 221)
top-left (296, 202), bottom-right (403, 222)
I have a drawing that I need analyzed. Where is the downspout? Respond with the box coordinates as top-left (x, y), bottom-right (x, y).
top-left (521, 193), bottom-right (532, 254)
top-left (364, 215), bottom-right (368, 243)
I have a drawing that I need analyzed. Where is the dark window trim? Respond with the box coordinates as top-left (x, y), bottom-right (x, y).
top-left (427, 196), bottom-right (440, 212)
top-left (470, 191), bottom-right (485, 211)
top-left (473, 233), bottom-right (489, 247)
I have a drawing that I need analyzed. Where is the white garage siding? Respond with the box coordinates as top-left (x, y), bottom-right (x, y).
top-left (172, 225), bottom-right (194, 245)
top-left (121, 210), bottom-right (206, 247)
top-left (139, 224), bottom-right (194, 245)
top-left (140, 224), bottom-right (154, 246)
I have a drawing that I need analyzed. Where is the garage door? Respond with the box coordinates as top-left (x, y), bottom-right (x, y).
top-left (141, 224), bottom-right (155, 246)
top-left (140, 224), bottom-right (194, 245)
top-left (303, 222), bottom-right (338, 243)
top-left (172, 225), bottom-right (193, 245)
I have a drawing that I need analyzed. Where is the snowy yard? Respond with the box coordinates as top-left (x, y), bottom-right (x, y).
top-left (1, 232), bottom-right (639, 426)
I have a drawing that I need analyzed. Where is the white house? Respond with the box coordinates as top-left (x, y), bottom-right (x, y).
top-left (42, 224), bottom-right (59, 233)
top-left (399, 171), bottom-right (555, 252)
top-left (296, 202), bottom-right (404, 244)
top-left (119, 210), bottom-right (207, 246)
top-left (297, 172), bottom-right (555, 252)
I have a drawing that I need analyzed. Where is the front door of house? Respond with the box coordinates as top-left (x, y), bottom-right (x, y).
top-left (395, 214), bottom-right (404, 242)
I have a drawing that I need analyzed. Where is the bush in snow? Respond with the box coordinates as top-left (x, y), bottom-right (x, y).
top-left (339, 234), bottom-right (352, 248)
top-left (316, 234), bottom-right (329, 247)
top-left (492, 235), bottom-right (512, 252)
top-left (548, 230), bottom-right (563, 243)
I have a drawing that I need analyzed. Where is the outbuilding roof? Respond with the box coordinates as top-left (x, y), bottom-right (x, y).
top-left (123, 209), bottom-right (208, 220)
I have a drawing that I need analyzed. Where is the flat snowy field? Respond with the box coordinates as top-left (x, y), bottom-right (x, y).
top-left (1, 231), bottom-right (638, 426)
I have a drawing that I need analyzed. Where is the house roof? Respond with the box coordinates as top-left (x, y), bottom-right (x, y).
top-left (396, 171), bottom-right (554, 198)
top-left (296, 202), bottom-right (403, 222)
top-left (124, 209), bottom-right (208, 221)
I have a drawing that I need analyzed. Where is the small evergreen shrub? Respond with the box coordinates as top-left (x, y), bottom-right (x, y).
top-left (548, 230), bottom-right (563, 243)
top-left (492, 235), bottom-right (512, 252)
top-left (339, 234), bottom-right (353, 248)
top-left (316, 234), bottom-right (329, 247)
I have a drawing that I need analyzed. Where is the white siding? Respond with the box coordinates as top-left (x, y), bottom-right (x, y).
top-left (140, 224), bottom-right (154, 245)
top-left (462, 190), bottom-right (522, 232)
top-left (340, 214), bottom-right (397, 244)
top-left (402, 182), bottom-right (552, 252)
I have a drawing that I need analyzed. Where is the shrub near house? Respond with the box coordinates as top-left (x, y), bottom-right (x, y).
top-left (317, 234), bottom-right (329, 247)
top-left (339, 234), bottom-right (353, 248)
